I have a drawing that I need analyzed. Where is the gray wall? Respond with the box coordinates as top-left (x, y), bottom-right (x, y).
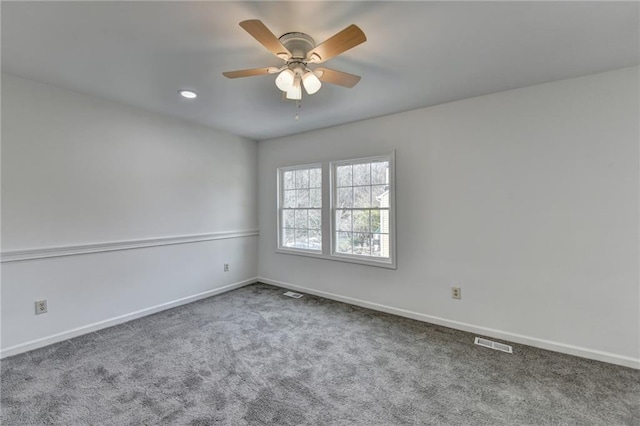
top-left (1, 73), bottom-right (259, 354)
top-left (257, 67), bottom-right (640, 368)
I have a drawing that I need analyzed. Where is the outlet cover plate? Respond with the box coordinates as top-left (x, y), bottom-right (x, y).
top-left (35, 300), bottom-right (48, 315)
top-left (452, 287), bottom-right (461, 299)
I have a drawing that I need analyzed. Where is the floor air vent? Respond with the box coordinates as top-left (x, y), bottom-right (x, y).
top-left (474, 337), bottom-right (513, 354)
top-left (283, 291), bottom-right (303, 299)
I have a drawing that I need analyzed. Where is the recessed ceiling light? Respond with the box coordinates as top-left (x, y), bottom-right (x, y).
top-left (179, 89), bottom-right (197, 99)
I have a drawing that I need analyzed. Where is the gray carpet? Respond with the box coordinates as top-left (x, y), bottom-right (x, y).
top-left (1, 283), bottom-right (639, 425)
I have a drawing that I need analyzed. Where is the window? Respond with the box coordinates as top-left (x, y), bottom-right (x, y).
top-left (277, 153), bottom-right (395, 269)
top-left (278, 165), bottom-right (322, 252)
top-left (332, 156), bottom-right (392, 264)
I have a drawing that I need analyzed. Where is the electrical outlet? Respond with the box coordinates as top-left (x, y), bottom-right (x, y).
top-left (35, 300), bottom-right (48, 315)
top-left (451, 287), bottom-right (461, 300)
top-left (224, 263), bottom-right (229, 272)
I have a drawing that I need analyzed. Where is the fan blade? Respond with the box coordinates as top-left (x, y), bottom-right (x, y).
top-left (315, 68), bottom-right (361, 88)
top-left (223, 67), bottom-right (278, 79)
top-left (306, 25), bottom-right (366, 63)
top-left (239, 20), bottom-right (292, 60)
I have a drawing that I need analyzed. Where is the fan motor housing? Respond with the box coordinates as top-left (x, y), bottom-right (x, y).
top-left (279, 32), bottom-right (315, 59)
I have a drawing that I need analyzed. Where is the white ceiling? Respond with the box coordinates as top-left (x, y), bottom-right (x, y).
top-left (2, 1), bottom-right (638, 141)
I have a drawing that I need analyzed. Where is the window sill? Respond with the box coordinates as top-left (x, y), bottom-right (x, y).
top-left (275, 248), bottom-right (396, 270)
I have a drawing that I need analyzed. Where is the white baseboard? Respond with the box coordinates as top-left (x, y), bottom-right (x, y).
top-left (0, 278), bottom-right (258, 359)
top-left (257, 277), bottom-right (640, 370)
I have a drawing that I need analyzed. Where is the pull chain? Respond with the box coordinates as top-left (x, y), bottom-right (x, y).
top-left (295, 100), bottom-right (302, 120)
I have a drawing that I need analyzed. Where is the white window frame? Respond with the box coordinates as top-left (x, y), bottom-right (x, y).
top-left (276, 163), bottom-right (323, 255)
top-left (330, 153), bottom-right (396, 269)
top-left (275, 152), bottom-right (396, 269)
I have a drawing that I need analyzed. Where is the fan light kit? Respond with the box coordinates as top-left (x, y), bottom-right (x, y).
top-left (223, 20), bottom-right (366, 109)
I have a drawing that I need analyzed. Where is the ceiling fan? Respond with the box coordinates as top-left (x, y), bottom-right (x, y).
top-left (223, 20), bottom-right (366, 101)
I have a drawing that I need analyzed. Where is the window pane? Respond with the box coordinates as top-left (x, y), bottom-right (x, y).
top-left (279, 165), bottom-right (322, 253)
top-left (337, 232), bottom-right (353, 254)
top-left (309, 230), bottom-right (322, 250)
top-left (310, 188), bottom-right (322, 208)
top-left (284, 190), bottom-right (296, 208)
top-left (336, 210), bottom-right (352, 232)
top-left (283, 209), bottom-right (295, 228)
top-left (309, 209), bottom-right (321, 230)
top-left (295, 229), bottom-right (309, 249)
top-left (354, 186), bottom-right (371, 208)
top-left (370, 210), bottom-right (381, 233)
top-left (371, 161), bottom-right (388, 185)
top-left (282, 228), bottom-right (295, 247)
top-left (353, 163), bottom-right (371, 186)
top-left (371, 234), bottom-right (382, 257)
top-left (294, 209), bottom-right (308, 229)
top-left (353, 233), bottom-right (371, 255)
top-left (336, 165), bottom-right (352, 187)
top-left (379, 209), bottom-right (390, 233)
top-left (309, 168), bottom-right (322, 188)
top-left (371, 185), bottom-right (388, 207)
top-left (296, 189), bottom-right (310, 208)
top-left (329, 156), bottom-right (393, 263)
top-left (353, 210), bottom-right (370, 233)
top-left (337, 187), bottom-right (353, 208)
top-left (284, 171), bottom-right (295, 189)
top-left (379, 233), bottom-right (390, 258)
top-left (295, 169), bottom-right (310, 189)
